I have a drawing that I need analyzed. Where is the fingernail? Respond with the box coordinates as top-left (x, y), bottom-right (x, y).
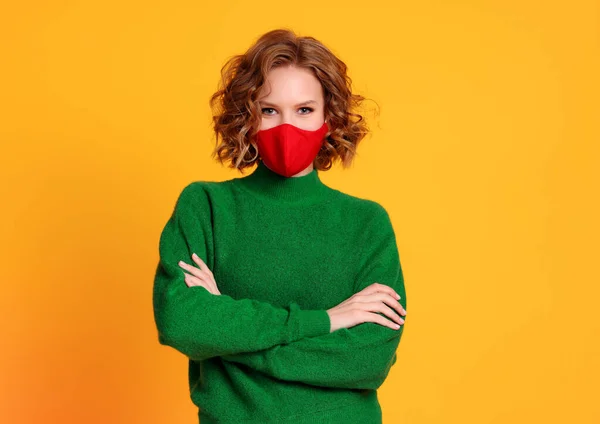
top-left (192, 253), bottom-right (198, 259)
top-left (178, 261), bottom-right (185, 266)
top-left (394, 323), bottom-right (400, 329)
top-left (396, 293), bottom-right (401, 299)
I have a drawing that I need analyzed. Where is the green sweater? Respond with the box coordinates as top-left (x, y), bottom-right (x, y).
top-left (153, 160), bottom-right (407, 423)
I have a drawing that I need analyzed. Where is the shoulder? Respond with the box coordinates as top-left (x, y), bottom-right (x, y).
top-left (175, 181), bottom-right (209, 207)
top-left (331, 189), bottom-right (391, 223)
top-left (168, 180), bottom-right (221, 219)
top-left (175, 178), bottom-right (234, 204)
top-left (330, 190), bottom-right (396, 244)
top-left (173, 179), bottom-right (242, 218)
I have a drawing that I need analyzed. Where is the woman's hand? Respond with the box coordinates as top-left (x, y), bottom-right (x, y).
top-left (327, 283), bottom-right (407, 333)
top-left (178, 253), bottom-right (221, 295)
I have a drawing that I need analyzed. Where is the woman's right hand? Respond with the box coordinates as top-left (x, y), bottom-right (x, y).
top-left (326, 283), bottom-right (407, 333)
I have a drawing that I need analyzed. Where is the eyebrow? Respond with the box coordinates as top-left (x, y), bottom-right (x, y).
top-left (259, 100), bottom-right (318, 107)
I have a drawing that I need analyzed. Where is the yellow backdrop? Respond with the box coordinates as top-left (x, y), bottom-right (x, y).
top-left (2, 1), bottom-right (598, 423)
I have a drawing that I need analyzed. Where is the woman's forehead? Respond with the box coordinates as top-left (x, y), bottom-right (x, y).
top-left (258, 68), bottom-right (324, 105)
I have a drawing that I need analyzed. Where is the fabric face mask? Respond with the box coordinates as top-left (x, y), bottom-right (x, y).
top-left (255, 121), bottom-right (329, 178)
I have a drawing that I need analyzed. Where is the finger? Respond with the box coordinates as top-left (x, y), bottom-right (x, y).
top-left (184, 273), bottom-right (205, 288)
top-left (378, 293), bottom-right (407, 316)
top-left (190, 254), bottom-right (220, 293)
top-left (364, 301), bottom-right (404, 325)
top-left (374, 282), bottom-right (401, 299)
top-left (183, 272), bottom-right (208, 287)
top-left (181, 256), bottom-right (220, 295)
top-left (187, 267), bottom-right (217, 293)
top-left (364, 311), bottom-right (402, 330)
top-left (184, 273), bottom-right (197, 287)
top-left (192, 253), bottom-right (214, 277)
top-left (184, 274), bottom-right (217, 294)
top-left (183, 270), bottom-right (219, 295)
top-left (361, 282), bottom-right (400, 300)
top-left (179, 261), bottom-right (211, 280)
top-left (378, 302), bottom-right (405, 325)
top-left (355, 289), bottom-right (403, 315)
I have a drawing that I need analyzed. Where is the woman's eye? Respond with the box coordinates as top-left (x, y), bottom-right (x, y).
top-left (261, 107), bottom-right (313, 115)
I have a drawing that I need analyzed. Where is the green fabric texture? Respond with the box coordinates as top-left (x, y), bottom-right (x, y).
top-left (152, 159), bottom-right (407, 423)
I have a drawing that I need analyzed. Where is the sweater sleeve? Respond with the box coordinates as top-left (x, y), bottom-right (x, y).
top-left (220, 204), bottom-right (407, 390)
top-left (152, 182), bottom-right (331, 362)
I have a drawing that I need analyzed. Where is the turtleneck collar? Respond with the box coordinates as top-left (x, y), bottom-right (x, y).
top-left (235, 160), bottom-right (330, 205)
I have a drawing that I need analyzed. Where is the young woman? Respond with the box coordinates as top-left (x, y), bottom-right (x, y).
top-left (153, 28), bottom-right (408, 424)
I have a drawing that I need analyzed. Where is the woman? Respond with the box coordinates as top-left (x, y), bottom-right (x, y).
top-left (153, 28), bottom-right (408, 424)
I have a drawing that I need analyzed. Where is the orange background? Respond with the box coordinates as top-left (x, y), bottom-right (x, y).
top-left (2, 1), bottom-right (599, 423)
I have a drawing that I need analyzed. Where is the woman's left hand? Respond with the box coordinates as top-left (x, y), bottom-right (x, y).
top-left (178, 253), bottom-right (221, 295)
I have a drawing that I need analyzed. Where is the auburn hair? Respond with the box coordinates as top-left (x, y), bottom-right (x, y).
top-left (209, 28), bottom-right (377, 172)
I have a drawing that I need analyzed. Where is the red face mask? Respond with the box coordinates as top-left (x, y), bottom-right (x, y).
top-left (255, 122), bottom-right (329, 177)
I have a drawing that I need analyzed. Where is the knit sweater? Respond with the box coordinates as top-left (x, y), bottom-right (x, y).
top-left (152, 159), bottom-right (407, 424)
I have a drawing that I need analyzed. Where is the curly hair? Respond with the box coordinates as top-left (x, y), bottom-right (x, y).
top-left (209, 28), bottom-right (378, 172)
